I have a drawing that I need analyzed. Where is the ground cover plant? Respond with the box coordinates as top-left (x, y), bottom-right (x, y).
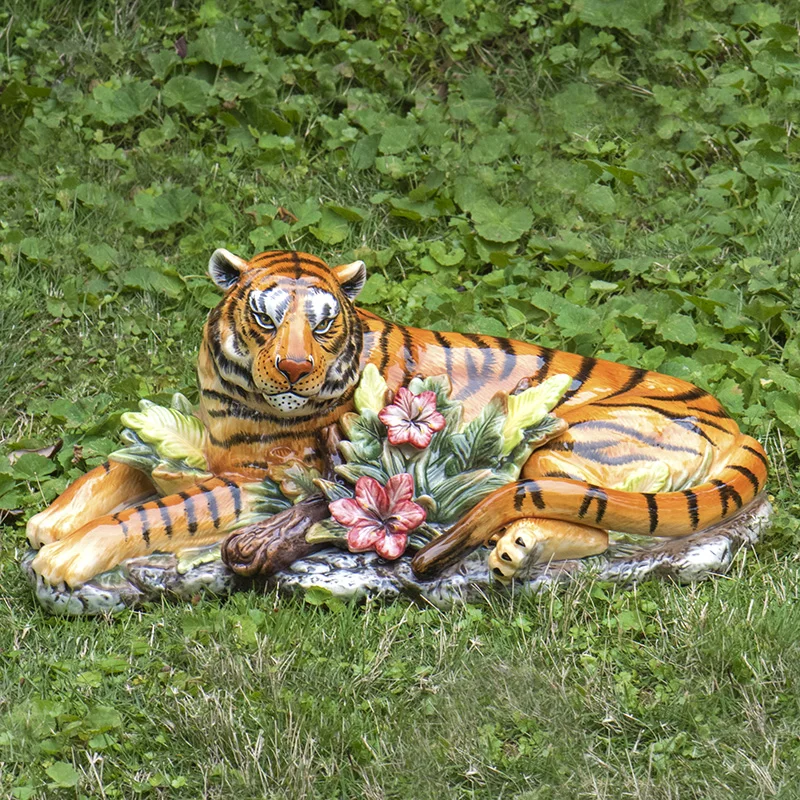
top-left (1, 0), bottom-right (800, 796)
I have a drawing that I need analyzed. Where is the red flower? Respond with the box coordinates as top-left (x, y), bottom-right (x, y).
top-left (329, 474), bottom-right (426, 560)
top-left (378, 388), bottom-right (446, 449)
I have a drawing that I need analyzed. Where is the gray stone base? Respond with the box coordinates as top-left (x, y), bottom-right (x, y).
top-left (22, 494), bottom-right (773, 615)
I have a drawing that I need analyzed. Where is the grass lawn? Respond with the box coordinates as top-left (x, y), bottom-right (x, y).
top-left (1, 0), bottom-right (800, 797)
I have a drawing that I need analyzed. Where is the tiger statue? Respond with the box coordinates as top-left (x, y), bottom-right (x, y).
top-left (28, 249), bottom-right (769, 588)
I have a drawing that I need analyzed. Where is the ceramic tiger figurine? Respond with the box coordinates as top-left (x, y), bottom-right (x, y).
top-left (28, 249), bottom-right (768, 587)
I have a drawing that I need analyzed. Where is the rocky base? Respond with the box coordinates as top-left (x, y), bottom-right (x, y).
top-left (23, 495), bottom-right (772, 615)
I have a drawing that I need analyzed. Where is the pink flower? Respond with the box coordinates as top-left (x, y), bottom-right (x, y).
top-left (329, 474), bottom-right (426, 560)
top-left (378, 388), bottom-right (446, 449)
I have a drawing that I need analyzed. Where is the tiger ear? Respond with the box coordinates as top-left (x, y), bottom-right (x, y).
top-left (332, 260), bottom-right (366, 301)
top-left (209, 248), bottom-right (250, 290)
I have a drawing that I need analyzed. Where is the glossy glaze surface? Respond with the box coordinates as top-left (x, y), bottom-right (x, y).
top-left (28, 249), bottom-right (769, 586)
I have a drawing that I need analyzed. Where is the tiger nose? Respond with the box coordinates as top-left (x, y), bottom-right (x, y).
top-left (276, 357), bottom-right (314, 385)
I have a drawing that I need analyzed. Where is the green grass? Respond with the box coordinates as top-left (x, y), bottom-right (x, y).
top-left (2, 0), bottom-right (800, 796)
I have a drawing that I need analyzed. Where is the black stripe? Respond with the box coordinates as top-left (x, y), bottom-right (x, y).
top-left (111, 512), bottom-right (129, 538)
top-left (687, 405), bottom-right (729, 418)
top-left (555, 356), bottom-right (597, 409)
top-left (727, 464), bottom-right (760, 494)
top-left (644, 386), bottom-right (706, 403)
top-left (221, 477), bottom-right (242, 517)
top-left (201, 388), bottom-right (237, 404)
top-left (596, 401), bottom-right (723, 443)
top-left (572, 444), bottom-right (660, 466)
top-left (514, 483), bottom-right (526, 511)
top-left (604, 367), bottom-right (648, 400)
top-left (432, 330), bottom-right (455, 382)
top-left (102, 461), bottom-right (111, 473)
top-left (682, 489), bottom-right (700, 530)
top-left (569, 420), bottom-right (701, 455)
top-left (155, 499), bottom-right (173, 538)
top-left (525, 480), bottom-right (546, 510)
top-left (179, 491), bottom-right (198, 535)
top-left (207, 429), bottom-right (300, 448)
top-left (199, 484), bottom-right (221, 529)
top-left (205, 406), bottom-right (277, 421)
top-left (711, 480), bottom-right (729, 516)
top-left (204, 340), bottom-right (255, 402)
top-left (251, 251), bottom-right (292, 268)
top-left (133, 504), bottom-right (150, 546)
top-left (495, 337), bottom-right (518, 382)
top-left (378, 322), bottom-right (394, 373)
top-left (542, 470), bottom-right (578, 479)
top-left (459, 349), bottom-right (481, 397)
top-left (671, 418), bottom-right (717, 445)
top-left (401, 326), bottom-right (416, 383)
top-left (462, 334), bottom-right (497, 382)
top-left (743, 444), bottom-right (769, 469)
top-left (711, 479), bottom-right (743, 512)
top-left (536, 349), bottom-right (554, 382)
top-left (643, 493), bottom-right (659, 533)
top-left (577, 485), bottom-right (608, 524)
top-left (209, 328), bottom-right (253, 383)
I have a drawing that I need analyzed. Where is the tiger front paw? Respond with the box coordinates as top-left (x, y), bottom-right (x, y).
top-left (31, 535), bottom-right (120, 589)
top-left (26, 508), bottom-right (78, 549)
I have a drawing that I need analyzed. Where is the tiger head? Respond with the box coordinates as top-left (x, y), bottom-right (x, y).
top-left (206, 249), bottom-right (367, 416)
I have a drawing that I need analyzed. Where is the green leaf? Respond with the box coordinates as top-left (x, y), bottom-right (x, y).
top-left (379, 124), bottom-right (418, 155)
top-left (75, 183), bottom-right (107, 207)
top-left (324, 203), bottom-right (366, 222)
top-left (45, 762), bottom-right (79, 788)
top-left (83, 705), bottom-right (123, 733)
top-left (190, 24), bottom-right (258, 67)
top-left (306, 518), bottom-right (348, 544)
top-left (657, 314), bottom-right (698, 345)
top-left (90, 80), bottom-right (157, 124)
top-left (12, 453), bottom-right (57, 480)
top-left (502, 374), bottom-right (573, 455)
top-left (429, 241), bottom-right (465, 266)
top-left (309, 208), bottom-right (350, 245)
top-left (431, 470), bottom-right (510, 523)
top-left (573, 0), bottom-right (664, 36)
top-left (120, 400), bottom-right (207, 469)
top-left (353, 364), bottom-right (389, 415)
top-left (123, 267), bottom-right (184, 298)
top-left (351, 135), bottom-right (380, 170)
top-left (389, 197), bottom-right (439, 221)
top-left (460, 397), bottom-right (506, 469)
top-left (81, 243), bottom-right (118, 272)
top-left (162, 76), bottom-right (213, 115)
top-left (470, 201), bottom-right (533, 242)
top-left (581, 184), bottom-right (617, 215)
top-left (132, 188), bottom-right (198, 232)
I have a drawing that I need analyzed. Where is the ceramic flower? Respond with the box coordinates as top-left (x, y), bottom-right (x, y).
top-left (378, 388), bottom-right (446, 449)
top-left (329, 474), bottom-right (426, 559)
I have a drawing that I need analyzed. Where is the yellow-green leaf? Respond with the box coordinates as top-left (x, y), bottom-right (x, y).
top-left (501, 373), bottom-right (572, 455)
top-left (121, 400), bottom-right (207, 469)
top-left (354, 363), bottom-right (389, 415)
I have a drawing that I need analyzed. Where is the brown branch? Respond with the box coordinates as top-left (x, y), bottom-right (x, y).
top-left (221, 496), bottom-right (330, 578)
